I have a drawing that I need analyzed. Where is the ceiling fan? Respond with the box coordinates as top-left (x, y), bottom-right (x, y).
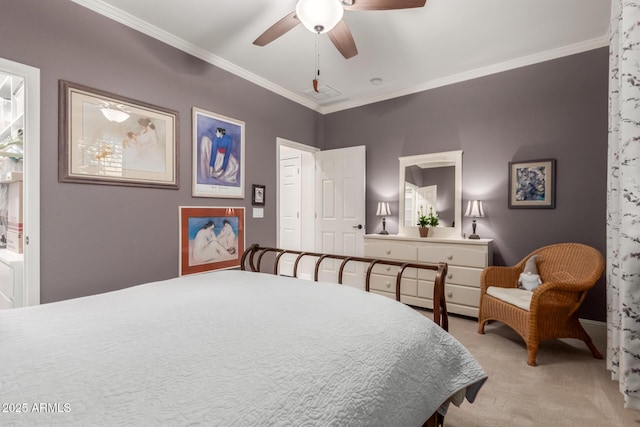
top-left (253, 0), bottom-right (427, 60)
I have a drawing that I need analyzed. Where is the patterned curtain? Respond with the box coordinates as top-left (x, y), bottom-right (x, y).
top-left (607, 0), bottom-right (640, 411)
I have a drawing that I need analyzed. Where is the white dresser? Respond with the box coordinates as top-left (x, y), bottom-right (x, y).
top-left (0, 249), bottom-right (24, 309)
top-left (364, 234), bottom-right (493, 317)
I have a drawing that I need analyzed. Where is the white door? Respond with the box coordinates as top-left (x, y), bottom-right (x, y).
top-left (0, 57), bottom-right (40, 307)
top-left (278, 155), bottom-right (301, 276)
top-left (315, 145), bottom-right (366, 288)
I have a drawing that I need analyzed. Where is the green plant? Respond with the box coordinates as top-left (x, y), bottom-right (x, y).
top-left (417, 207), bottom-right (439, 228)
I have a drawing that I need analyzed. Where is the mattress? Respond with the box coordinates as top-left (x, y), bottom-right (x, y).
top-left (0, 270), bottom-right (486, 426)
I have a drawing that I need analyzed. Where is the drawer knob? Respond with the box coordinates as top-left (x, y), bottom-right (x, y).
top-left (386, 266), bottom-right (391, 272)
top-left (447, 273), bottom-right (453, 279)
top-left (447, 291), bottom-right (453, 298)
top-left (386, 250), bottom-right (391, 255)
top-left (447, 254), bottom-right (453, 260)
top-left (385, 281), bottom-right (391, 288)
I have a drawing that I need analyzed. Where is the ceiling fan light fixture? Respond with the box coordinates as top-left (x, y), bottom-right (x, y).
top-left (296, 0), bottom-right (344, 34)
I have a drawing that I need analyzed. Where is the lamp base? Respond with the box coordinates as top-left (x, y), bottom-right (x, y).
top-left (379, 217), bottom-right (389, 235)
top-left (468, 233), bottom-right (480, 240)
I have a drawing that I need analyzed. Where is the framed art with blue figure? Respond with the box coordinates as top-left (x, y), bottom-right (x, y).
top-left (179, 206), bottom-right (245, 276)
top-left (508, 159), bottom-right (556, 209)
top-left (192, 107), bottom-right (244, 198)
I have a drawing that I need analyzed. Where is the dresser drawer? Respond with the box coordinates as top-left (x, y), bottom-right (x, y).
top-left (418, 279), bottom-right (435, 300)
top-left (445, 283), bottom-right (480, 307)
top-left (368, 262), bottom-right (417, 279)
top-left (418, 280), bottom-right (480, 307)
top-left (0, 261), bottom-right (14, 300)
top-left (418, 244), bottom-right (488, 268)
top-left (418, 265), bottom-right (482, 288)
top-left (369, 273), bottom-right (417, 296)
top-left (365, 241), bottom-right (417, 261)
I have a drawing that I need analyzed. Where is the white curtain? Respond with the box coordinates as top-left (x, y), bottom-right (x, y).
top-left (607, 0), bottom-right (640, 411)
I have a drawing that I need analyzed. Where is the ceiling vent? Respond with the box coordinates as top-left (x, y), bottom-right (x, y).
top-left (302, 84), bottom-right (341, 100)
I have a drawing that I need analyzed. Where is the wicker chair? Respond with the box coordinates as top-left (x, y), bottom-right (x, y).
top-left (477, 243), bottom-right (604, 366)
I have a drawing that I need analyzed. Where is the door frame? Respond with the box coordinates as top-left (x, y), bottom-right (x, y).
top-left (0, 57), bottom-right (40, 306)
top-left (276, 138), bottom-right (318, 251)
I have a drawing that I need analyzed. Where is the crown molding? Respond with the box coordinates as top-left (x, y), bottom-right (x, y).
top-left (69, 0), bottom-right (322, 113)
top-left (71, 0), bottom-right (607, 115)
top-left (319, 35), bottom-right (609, 114)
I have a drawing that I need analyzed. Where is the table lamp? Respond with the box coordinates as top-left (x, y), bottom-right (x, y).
top-left (464, 200), bottom-right (484, 239)
top-left (376, 202), bottom-right (391, 235)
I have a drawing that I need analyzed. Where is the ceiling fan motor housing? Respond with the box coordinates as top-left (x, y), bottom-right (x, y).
top-left (295, 0), bottom-right (344, 34)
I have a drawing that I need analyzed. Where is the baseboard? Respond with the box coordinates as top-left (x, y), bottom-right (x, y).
top-left (578, 318), bottom-right (607, 350)
top-left (579, 318), bottom-right (606, 331)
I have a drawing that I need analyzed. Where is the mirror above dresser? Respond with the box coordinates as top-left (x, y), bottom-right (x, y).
top-left (398, 150), bottom-right (462, 238)
top-left (364, 149), bottom-right (492, 317)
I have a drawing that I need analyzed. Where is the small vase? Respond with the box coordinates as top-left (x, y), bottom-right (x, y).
top-left (419, 227), bottom-right (429, 238)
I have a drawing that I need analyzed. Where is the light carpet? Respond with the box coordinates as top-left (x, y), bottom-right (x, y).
top-left (413, 310), bottom-right (640, 427)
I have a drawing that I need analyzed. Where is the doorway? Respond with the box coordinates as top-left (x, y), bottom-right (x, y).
top-left (0, 57), bottom-right (40, 308)
top-left (276, 139), bottom-right (366, 286)
top-left (276, 138), bottom-right (317, 278)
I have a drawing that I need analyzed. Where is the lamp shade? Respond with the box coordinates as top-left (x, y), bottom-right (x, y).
top-left (376, 202), bottom-right (391, 217)
top-left (465, 200), bottom-right (484, 218)
top-left (295, 0), bottom-right (344, 34)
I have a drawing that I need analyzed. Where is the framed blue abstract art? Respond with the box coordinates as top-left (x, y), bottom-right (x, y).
top-left (192, 107), bottom-right (244, 198)
top-left (508, 159), bottom-right (556, 209)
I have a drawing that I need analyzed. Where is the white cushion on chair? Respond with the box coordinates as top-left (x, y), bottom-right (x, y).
top-left (486, 287), bottom-right (533, 311)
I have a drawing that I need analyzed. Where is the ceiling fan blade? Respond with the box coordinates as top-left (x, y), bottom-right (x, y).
top-left (253, 11), bottom-right (300, 46)
top-left (328, 20), bottom-right (358, 59)
top-left (343, 0), bottom-right (426, 11)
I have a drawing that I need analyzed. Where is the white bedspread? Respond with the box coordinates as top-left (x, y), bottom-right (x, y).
top-left (0, 270), bottom-right (486, 426)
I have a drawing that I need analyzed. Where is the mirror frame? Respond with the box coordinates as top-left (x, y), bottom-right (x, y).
top-left (398, 150), bottom-right (462, 238)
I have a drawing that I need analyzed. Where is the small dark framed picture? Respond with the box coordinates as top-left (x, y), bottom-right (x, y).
top-left (508, 159), bottom-right (556, 209)
top-left (252, 184), bottom-right (265, 206)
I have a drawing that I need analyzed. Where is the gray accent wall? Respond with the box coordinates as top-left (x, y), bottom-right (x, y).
top-left (323, 48), bottom-right (608, 321)
top-left (1, 1), bottom-right (608, 321)
top-left (0, 0), bottom-right (321, 303)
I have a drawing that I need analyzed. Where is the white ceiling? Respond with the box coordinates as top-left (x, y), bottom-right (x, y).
top-left (72, 0), bottom-right (611, 114)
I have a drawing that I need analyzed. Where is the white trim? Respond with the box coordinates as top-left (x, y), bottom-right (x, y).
top-left (398, 150), bottom-right (463, 239)
top-left (0, 57), bottom-right (40, 306)
top-left (579, 318), bottom-right (606, 328)
top-left (276, 138), bottom-right (319, 250)
top-left (71, 0), bottom-right (608, 115)
top-left (276, 138), bottom-right (320, 155)
top-left (319, 36), bottom-right (609, 114)
top-left (69, 0), bottom-right (322, 113)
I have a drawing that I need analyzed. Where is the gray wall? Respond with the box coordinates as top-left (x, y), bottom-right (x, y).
top-left (0, 0), bottom-right (321, 302)
top-left (1, 1), bottom-right (608, 321)
top-left (323, 48), bottom-right (609, 321)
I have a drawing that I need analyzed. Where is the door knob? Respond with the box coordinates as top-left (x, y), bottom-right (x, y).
top-left (352, 224), bottom-right (363, 229)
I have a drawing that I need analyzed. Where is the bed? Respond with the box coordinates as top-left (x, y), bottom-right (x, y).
top-left (0, 245), bottom-right (486, 426)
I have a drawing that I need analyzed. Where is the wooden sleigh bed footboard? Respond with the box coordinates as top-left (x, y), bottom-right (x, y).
top-left (241, 244), bottom-right (449, 331)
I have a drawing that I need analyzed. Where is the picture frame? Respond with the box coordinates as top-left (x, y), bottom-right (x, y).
top-left (179, 206), bottom-right (245, 276)
top-left (252, 184), bottom-right (266, 206)
top-left (508, 159), bottom-right (556, 209)
top-left (59, 80), bottom-right (179, 189)
top-left (192, 107), bottom-right (245, 198)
